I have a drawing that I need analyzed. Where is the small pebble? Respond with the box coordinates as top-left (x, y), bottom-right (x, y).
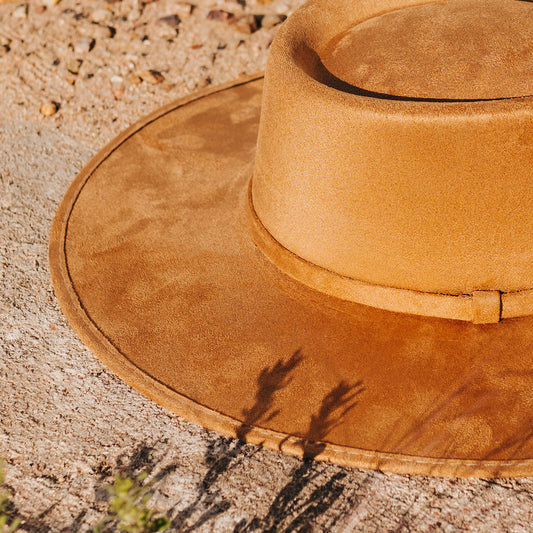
top-left (137, 69), bottom-right (165, 84)
top-left (233, 15), bottom-right (259, 34)
top-left (74, 36), bottom-right (95, 54)
top-left (93, 24), bottom-right (115, 39)
top-left (34, 5), bottom-right (47, 14)
top-left (157, 14), bottom-right (180, 28)
top-left (111, 75), bottom-right (125, 98)
top-left (0, 36), bottom-right (11, 47)
top-left (155, 26), bottom-right (177, 39)
top-left (139, 0), bottom-right (157, 9)
top-left (275, 2), bottom-right (290, 14)
top-left (91, 8), bottom-right (109, 22)
top-left (13, 4), bottom-right (28, 18)
top-left (260, 14), bottom-right (287, 29)
top-left (127, 8), bottom-right (141, 22)
top-left (78, 23), bottom-right (114, 39)
top-left (0, 45), bottom-right (10, 57)
top-left (128, 74), bottom-right (142, 84)
top-left (161, 81), bottom-right (176, 92)
top-left (42, 0), bottom-right (59, 6)
top-left (174, 2), bottom-right (193, 18)
top-left (152, 20), bottom-right (178, 39)
top-left (220, 0), bottom-right (244, 10)
top-left (66, 58), bottom-right (83, 75)
top-left (207, 9), bottom-right (235, 22)
top-left (40, 101), bottom-right (59, 116)
top-left (77, 24), bottom-right (93, 37)
top-left (195, 77), bottom-right (211, 90)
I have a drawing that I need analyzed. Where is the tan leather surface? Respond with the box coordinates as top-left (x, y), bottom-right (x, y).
top-left (50, 77), bottom-right (533, 477)
top-left (252, 0), bottom-right (533, 302)
top-left (321, 0), bottom-right (533, 100)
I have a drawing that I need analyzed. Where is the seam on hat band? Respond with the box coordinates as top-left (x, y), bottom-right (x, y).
top-left (247, 180), bottom-right (533, 323)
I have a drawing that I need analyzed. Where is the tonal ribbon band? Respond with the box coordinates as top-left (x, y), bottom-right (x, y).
top-left (247, 182), bottom-right (533, 324)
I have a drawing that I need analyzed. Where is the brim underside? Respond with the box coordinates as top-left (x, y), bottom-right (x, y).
top-left (49, 75), bottom-right (533, 478)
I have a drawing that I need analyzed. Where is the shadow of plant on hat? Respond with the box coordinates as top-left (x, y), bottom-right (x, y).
top-left (236, 350), bottom-right (305, 442)
top-left (172, 351), bottom-right (365, 532)
top-left (236, 350), bottom-right (364, 456)
top-left (296, 379), bottom-right (365, 458)
top-left (50, 0), bottom-right (533, 478)
top-left (480, 417), bottom-right (533, 477)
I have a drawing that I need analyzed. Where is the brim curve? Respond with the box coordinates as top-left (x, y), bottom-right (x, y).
top-left (50, 75), bottom-right (533, 477)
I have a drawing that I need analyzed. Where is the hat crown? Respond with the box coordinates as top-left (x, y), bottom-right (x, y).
top-left (321, 0), bottom-right (533, 100)
top-left (251, 0), bottom-right (533, 323)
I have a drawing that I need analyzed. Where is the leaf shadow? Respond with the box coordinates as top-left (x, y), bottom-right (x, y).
top-left (236, 349), bottom-right (304, 442)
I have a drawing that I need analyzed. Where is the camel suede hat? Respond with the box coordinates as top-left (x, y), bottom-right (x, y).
top-left (50, 0), bottom-right (533, 478)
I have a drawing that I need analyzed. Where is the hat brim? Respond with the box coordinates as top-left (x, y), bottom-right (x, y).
top-left (49, 74), bottom-right (533, 478)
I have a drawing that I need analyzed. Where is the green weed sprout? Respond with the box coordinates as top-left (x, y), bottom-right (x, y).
top-left (95, 472), bottom-right (170, 533)
top-left (0, 462), bottom-right (19, 533)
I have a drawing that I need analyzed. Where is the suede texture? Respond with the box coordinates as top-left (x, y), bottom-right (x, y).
top-left (321, 0), bottom-right (533, 100)
top-left (50, 76), bottom-right (533, 478)
top-left (252, 0), bottom-right (533, 312)
top-left (50, 0), bottom-right (533, 477)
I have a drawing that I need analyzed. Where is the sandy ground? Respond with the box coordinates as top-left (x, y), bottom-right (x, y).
top-left (2, 0), bottom-right (533, 531)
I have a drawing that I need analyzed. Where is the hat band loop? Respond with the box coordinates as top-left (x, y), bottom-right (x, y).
top-left (247, 180), bottom-right (533, 324)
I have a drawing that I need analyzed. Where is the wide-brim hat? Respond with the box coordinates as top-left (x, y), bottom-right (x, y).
top-left (49, 0), bottom-right (533, 478)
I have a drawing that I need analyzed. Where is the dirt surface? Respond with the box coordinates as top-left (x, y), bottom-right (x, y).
top-left (2, 0), bottom-right (533, 531)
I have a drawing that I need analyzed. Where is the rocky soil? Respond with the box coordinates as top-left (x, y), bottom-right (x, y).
top-left (1, 0), bottom-right (533, 531)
